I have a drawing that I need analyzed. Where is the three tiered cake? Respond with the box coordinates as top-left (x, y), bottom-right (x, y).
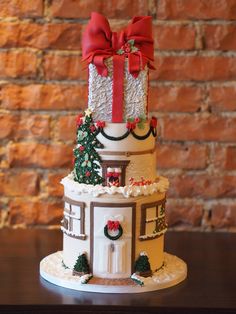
top-left (40, 12), bottom-right (187, 293)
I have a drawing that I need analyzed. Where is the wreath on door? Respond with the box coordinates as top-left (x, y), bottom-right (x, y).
top-left (104, 220), bottom-right (123, 240)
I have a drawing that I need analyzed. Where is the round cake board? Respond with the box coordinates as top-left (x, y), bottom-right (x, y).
top-left (40, 251), bottom-right (187, 294)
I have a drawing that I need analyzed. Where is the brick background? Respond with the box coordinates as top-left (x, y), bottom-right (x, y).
top-left (0, 0), bottom-right (236, 231)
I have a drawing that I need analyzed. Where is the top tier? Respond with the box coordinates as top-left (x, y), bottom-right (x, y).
top-left (82, 12), bottom-right (155, 123)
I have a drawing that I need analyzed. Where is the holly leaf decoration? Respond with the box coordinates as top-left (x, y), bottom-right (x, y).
top-left (78, 130), bottom-right (88, 141)
top-left (127, 39), bottom-right (135, 45)
top-left (117, 49), bottom-right (124, 55)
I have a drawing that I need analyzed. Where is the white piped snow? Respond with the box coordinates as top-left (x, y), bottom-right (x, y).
top-left (61, 174), bottom-right (169, 198)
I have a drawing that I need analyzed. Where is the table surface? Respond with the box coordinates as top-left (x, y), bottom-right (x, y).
top-left (0, 229), bottom-right (235, 314)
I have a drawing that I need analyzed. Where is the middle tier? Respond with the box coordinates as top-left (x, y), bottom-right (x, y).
top-left (95, 122), bottom-right (157, 186)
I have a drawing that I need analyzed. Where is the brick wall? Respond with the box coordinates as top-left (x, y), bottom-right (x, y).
top-left (0, 0), bottom-right (236, 231)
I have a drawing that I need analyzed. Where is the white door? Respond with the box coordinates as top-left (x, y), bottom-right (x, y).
top-left (92, 204), bottom-right (134, 279)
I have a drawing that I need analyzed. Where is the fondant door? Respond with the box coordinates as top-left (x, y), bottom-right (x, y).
top-left (91, 203), bottom-right (135, 279)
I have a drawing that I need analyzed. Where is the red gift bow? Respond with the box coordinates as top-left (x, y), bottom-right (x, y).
top-left (82, 12), bottom-right (155, 123)
top-left (107, 220), bottom-right (120, 231)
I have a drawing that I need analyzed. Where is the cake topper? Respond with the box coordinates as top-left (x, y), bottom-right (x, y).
top-left (82, 12), bottom-right (155, 123)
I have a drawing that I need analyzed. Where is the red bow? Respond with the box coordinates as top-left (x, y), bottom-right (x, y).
top-left (82, 12), bottom-right (155, 123)
top-left (107, 220), bottom-right (120, 231)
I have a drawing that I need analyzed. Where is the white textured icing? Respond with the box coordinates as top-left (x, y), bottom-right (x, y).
top-left (61, 174), bottom-right (169, 198)
top-left (88, 58), bottom-right (148, 122)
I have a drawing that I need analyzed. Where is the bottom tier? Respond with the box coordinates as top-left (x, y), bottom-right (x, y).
top-left (61, 189), bottom-right (168, 279)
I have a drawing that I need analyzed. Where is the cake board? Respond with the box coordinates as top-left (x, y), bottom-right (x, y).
top-left (40, 251), bottom-right (187, 294)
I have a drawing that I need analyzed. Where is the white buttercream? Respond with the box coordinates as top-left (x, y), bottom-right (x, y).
top-left (61, 173), bottom-right (169, 199)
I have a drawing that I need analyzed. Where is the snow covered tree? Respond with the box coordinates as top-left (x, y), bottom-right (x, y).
top-left (73, 109), bottom-right (104, 185)
top-left (73, 253), bottom-right (90, 275)
top-left (134, 252), bottom-right (152, 277)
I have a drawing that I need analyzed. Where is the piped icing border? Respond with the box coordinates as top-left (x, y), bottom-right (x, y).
top-left (61, 173), bottom-right (169, 198)
top-left (99, 125), bottom-right (156, 141)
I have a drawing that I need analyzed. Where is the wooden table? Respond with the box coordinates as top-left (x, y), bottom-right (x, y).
top-left (0, 229), bottom-right (235, 314)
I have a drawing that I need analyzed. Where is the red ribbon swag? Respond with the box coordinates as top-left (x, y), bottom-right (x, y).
top-left (82, 12), bottom-right (155, 123)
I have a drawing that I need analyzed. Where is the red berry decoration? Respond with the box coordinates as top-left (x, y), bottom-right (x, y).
top-left (96, 121), bottom-right (105, 128)
top-left (150, 117), bottom-right (157, 128)
top-left (79, 146), bottom-right (85, 152)
top-left (85, 171), bottom-right (91, 177)
top-left (76, 114), bottom-right (84, 126)
top-left (126, 121), bottom-right (136, 130)
top-left (90, 125), bottom-right (96, 132)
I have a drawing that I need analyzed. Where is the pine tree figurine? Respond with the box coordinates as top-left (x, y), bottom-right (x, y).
top-left (73, 109), bottom-right (104, 185)
top-left (134, 252), bottom-right (152, 277)
top-left (73, 253), bottom-right (90, 276)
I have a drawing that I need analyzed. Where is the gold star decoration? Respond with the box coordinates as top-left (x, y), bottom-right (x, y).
top-left (84, 108), bottom-right (93, 117)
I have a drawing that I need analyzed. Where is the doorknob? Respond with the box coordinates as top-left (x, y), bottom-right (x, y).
top-left (110, 243), bottom-right (115, 252)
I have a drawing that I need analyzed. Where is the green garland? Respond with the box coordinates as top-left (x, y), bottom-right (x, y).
top-left (104, 225), bottom-right (123, 241)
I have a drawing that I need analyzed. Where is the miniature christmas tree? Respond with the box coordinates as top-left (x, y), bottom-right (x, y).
top-left (73, 109), bottom-right (104, 185)
top-left (73, 253), bottom-right (90, 275)
top-left (134, 252), bottom-right (152, 277)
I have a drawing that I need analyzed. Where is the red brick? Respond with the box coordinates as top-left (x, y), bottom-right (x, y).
top-left (166, 200), bottom-right (203, 227)
top-left (169, 175), bottom-right (236, 199)
top-left (211, 204), bottom-right (236, 228)
top-left (57, 115), bottom-right (77, 141)
top-left (203, 25), bottom-right (236, 51)
top-left (0, 114), bottom-right (16, 139)
top-left (213, 146), bottom-right (236, 170)
top-left (49, 0), bottom-right (148, 18)
top-left (9, 199), bottom-right (63, 226)
top-left (157, 0), bottom-right (236, 20)
top-left (0, 113), bottom-right (50, 140)
top-left (43, 53), bottom-right (85, 80)
top-left (1, 84), bottom-right (87, 110)
top-left (17, 114), bottom-right (50, 140)
top-left (8, 142), bottom-right (73, 169)
top-left (48, 172), bottom-right (68, 197)
top-left (208, 86), bottom-right (236, 112)
top-left (0, 51), bottom-right (38, 78)
top-left (153, 24), bottom-right (196, 50)
top-left (162, 116), bottom-right (236, 142)
top-left (0, 23), bottom-right (20, 47)
top-left (151, 56), bottom-right (236, 81)
top-left (0, 0), bottom-right (43, 17)
top-left (20, 23), bottom-right (82, 50)
top-left (157, 144), bottom-right (208, 169)
top-left (0, 23), bottom-right (82, 50)
top-left (0, 171), bottom-right (39, 196)
top-left (149, 85), bottom-right (203, 112)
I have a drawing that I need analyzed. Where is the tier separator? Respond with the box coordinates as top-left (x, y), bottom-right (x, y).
top-left (96, 147), bottom-right (156, 157)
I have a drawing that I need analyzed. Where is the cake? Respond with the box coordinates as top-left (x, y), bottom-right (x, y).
top-left (40, 12), bottom-right (187, 293)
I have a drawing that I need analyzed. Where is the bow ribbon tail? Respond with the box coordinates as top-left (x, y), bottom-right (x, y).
top-left (112, 54), bottom-right (125, 123)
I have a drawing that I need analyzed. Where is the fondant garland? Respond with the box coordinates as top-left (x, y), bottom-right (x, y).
top-left (98, 126), bottom-right (156, 141)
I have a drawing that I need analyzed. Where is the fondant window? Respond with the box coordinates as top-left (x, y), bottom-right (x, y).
top-left (139, 199), bottom-right (167, 241)
top-left (101, 160), bottom-right (130, 187)
top-left (61, 197), bottom-right (86, 240)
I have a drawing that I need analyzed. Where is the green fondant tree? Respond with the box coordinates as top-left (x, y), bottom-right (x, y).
top-left (134, 253), bottom-right (151, 275)
top-left (73, 109), bottom-right (104, 185)
top-left (73, 253), bottom-right (90, 274)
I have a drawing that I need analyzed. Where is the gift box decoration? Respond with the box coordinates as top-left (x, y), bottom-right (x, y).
top-left (82, 12), bottom-right (155, 123)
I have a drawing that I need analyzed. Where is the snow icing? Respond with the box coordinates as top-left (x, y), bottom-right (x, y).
top-left (61, 173), bottom-right (169, 198)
